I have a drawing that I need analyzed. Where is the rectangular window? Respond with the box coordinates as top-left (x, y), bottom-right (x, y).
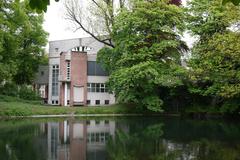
top-left (52, 65), bottom-right (59, 96)
top-left (87, 83), bottom-right (108, 93)
top-left (87, 83), bottom-right (91, 92)
top-left (91, 83), bottom-right (96, 92)
top-left (87, 100), bottom-right (91, 105)
top-left (87, 61), bottom-right (108, 76)
top-left (66, 61), bottom-right (70, 80)
top-left (95, 100), bottom-right (100, 105)
top-left (96, 83), bottom-right (100, 92)
top-left (100, 83), bottom-right (105, 92)
top-left (105, 100), bottom-right (109, 105)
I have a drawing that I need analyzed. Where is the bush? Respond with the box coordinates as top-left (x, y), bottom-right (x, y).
top-left (18, 85), bottom-right (41, 100)
top-left (0, 82), bottom-right (18, 96)
top-left (0, 82), bottom-right (40, 101)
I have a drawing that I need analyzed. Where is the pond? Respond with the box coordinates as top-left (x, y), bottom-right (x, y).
top-left (0, 117), bottom-right (240, 160)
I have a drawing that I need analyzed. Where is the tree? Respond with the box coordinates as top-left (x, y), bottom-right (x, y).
top-left (187, 0), bottom-right (240, 112)
top-left (0, 0), bottom-right (48, 84)
top-left (26, 0), bottom-right (240, 13)
top-left (98, 0), bottom-right (187, 112)
top-left (64, 0), bottom-right (129, 48)
top-left (223, 0), bottom-right (240, 5)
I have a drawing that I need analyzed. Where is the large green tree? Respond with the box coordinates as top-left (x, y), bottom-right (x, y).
top-left (187, 0), bottom-right (240, 112)
top-left (0, 0), bottom-right (48, 84)
top-left (98, 0), bottom-right (187, 112)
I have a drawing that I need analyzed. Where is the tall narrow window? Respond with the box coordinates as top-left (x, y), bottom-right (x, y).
top-left (52, 65), bottom-right (59, 96)
top-left (67, 61), bottom-right (70, 80)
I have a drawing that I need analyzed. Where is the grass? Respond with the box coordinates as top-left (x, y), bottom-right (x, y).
top-left (0, 95), bottom-right (145, 117)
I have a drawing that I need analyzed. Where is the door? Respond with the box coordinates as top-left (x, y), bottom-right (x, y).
top-left (73, 86), bottom-right (84, 102)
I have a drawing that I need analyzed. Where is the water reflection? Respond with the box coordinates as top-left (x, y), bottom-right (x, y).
top-left (0, 118), bottom-right (240, 160)
top-left (46, 120), bottom-right (116, 160)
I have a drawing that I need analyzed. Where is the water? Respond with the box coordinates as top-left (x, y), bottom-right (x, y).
top-left (0, 117), bottom-right (239, 160)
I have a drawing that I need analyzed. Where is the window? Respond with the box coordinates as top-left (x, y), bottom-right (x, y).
top-left (41, 71), bottom-right (44, 76)
top-left (96, 83), bottom-right (100, 92)
top-left (96, 120), bottom-right (100, 125)
top-left (95, 100), bottom-right (100, 105)
top-left (55, 48), bottom-right (59, 52)
top-left (66, 61), bottom-right (70, 80)
top-left (86, 120), bottom-right (90, 125)
top-left (87, 83), bottom-right (108, 93)
top-left (56, 100), bottom-right (58, 104)
top-left (105, 120), bottom-right (109, 124)
top-left (52, 65), bottom-right (59, 96)
top-left (105, 100), bottom-right (109, 105)
top-left (87, 61), bottom-right (108, 76)
top-left (87, 100), bottom-right (91, 105)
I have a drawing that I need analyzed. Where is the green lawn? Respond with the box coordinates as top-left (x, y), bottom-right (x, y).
top-left (0, 95), bottom-right (143, 117)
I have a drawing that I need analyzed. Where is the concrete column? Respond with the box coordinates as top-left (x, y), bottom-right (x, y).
top-left (64, 83), bottom-right (67, 106)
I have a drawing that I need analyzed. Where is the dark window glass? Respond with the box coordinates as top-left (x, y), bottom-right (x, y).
top-left (96, 83), bottom-right (100, 92)
top-left (96, 63), bottom-right (108, 76)
top-left (95, 100), bottom-right (100, 105)
top-left (87, 61), bottom-right (95, 75)
top-left (105, 120), bottom-right (109, 124)
top-left (87, 61), bottom-right (108, 76)
top-left (105, 100), bottom-right (109, 105)
top-left (87, 100), bottom-right (91, 105)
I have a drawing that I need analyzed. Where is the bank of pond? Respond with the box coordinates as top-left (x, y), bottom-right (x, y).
top-left (0, 117), bottom-right (240, 160)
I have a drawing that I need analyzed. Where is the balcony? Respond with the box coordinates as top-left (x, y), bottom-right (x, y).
top-left (59, 74), bottom-right (71, 82)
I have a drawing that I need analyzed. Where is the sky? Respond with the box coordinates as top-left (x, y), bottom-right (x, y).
top-left (42, 0), bottom-right (194, 51)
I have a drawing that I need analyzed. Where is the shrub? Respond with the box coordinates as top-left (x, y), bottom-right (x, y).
top-left (0, 83), bottom-right (41, 101)
top-left (18, 85), bottom-right (41, 100)
top-left (0, 82), bottom-right (18, 96)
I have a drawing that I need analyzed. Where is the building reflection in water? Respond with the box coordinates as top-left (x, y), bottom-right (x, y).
top-left (45, 120), bottom-right (116, 160)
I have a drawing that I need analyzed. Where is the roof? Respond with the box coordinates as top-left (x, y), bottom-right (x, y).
top-left (34, 65), bottom-right (49, 85)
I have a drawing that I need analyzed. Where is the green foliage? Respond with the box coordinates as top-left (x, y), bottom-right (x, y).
top-left (18, 85), bottom-right (41, 100)
top-left (0, 0), bottom-right (48, 84)
top-left (98, 0), bottom-right (187, 112)
top-left (223, 0), bottom-right (240, 5)
top-left (0, 83), bottom-right (40, 100)
top-left (0, 82), bottom-right (18, 97)
top-left (187, 0), bottom-right (240, 113)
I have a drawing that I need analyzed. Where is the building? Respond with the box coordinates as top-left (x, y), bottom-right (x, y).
top-left (33, 65), bottom-right (49, 103)
top-left (48, 37), bottom-right (115, 106)
top-left (45, 119), bottom-right (116, 160)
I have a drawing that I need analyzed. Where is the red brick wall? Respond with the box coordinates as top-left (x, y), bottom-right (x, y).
top-left (70, 52), bottom-right (87, 106)
top-left (69, 121), bottom-right (87, 160)
top-left (59, 53), bottom-right (67, 106)
top-left (59, 51), bottom-right (87, 106)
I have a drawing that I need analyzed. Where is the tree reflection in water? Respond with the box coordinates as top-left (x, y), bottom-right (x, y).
top-left (106, 118), bottom-right (240, 160)
top-left (0, 118), bottom-right (240, 160)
